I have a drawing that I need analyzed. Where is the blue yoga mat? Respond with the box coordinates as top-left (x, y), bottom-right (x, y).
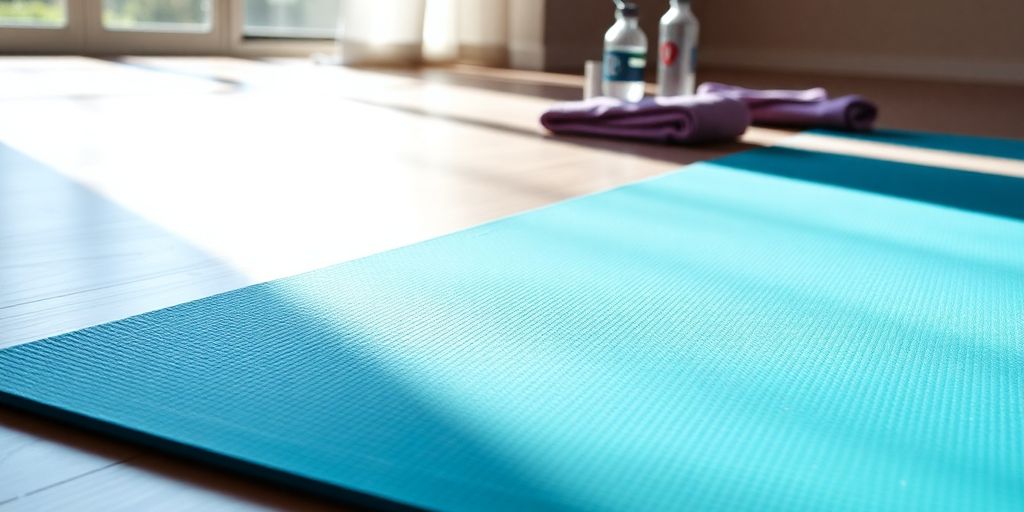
top-left (2, 131), bottom-right (1023, 511)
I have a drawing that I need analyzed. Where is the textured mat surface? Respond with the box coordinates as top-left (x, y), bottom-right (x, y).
top-left (2, 132), bottom-right (1023, 511)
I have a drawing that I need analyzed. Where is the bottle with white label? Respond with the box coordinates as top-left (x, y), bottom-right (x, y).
top-left (602, 2), bottom-right (647, 102)
top-left (656, 0), bottom-right (699, 97)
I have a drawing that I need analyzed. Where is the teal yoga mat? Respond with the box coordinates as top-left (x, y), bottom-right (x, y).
top-left (2, 131), bottom-right (1023, 511)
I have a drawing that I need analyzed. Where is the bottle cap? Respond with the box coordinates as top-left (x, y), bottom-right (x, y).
top-left (619, 2), bottom-right (639, 16)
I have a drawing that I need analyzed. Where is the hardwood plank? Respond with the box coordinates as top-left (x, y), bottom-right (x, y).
top-left (0, 410), bottom-right (342, 511)
top-left (0, 410), bottom-right (136, 505)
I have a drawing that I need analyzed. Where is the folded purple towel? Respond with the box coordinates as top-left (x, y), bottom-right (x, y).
top-left (540, 94), bottom-right (750, 144)
top-left (696, 82), bottom-right (878, 131)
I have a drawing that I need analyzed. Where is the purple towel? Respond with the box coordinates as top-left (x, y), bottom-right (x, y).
top-left (697, 82), bottom-right (878, 131)
top-left (540, 94), bottom-right (750, 144)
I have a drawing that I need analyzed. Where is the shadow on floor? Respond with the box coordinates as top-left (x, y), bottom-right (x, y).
top-left (343, 93), bottom-right (759, 167)
top-left (370, 66), bottom-right (586, 102)
top-left (715, 144), bottom-right (1024, 221)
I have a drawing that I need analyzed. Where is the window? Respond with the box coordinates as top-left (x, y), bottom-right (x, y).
top-left (0, 0), bottom-right (66, 28)
top-left (101, 0), bottom-right (213, 33)
top-left (243, 0), bottom-right (339, 39)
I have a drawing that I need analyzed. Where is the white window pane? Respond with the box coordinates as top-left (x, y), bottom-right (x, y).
top-left (244, 0), bottom-right (339, 39)
top-left (102, 0), bottom-right (212, 33)
top-left (0, 0), bottom-right (66, 28)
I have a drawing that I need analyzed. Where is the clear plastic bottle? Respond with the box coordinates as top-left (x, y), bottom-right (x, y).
top-left (602, 3), bottom-right (647, 102)
top-left (656, 0), bottom-right (699, 97)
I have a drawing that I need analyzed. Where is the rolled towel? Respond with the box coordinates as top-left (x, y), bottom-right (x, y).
top-left (540, 94), bottom-right (751, 144)
top-left (697, 82), bottom-right (878, 131)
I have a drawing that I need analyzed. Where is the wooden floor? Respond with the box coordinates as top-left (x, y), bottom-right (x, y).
top-left (0, 56), bottom-right (1021, 511)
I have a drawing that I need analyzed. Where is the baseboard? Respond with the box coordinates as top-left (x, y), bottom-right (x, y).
top-left (509, 43), bottom-right (545, 72)
top-left (335, 40), bottom-right (423, 66)
top-left (458, 44), bottom-right (509, 67)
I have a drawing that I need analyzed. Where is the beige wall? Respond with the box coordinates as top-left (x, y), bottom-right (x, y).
top-left (528, 0), bottom-right (1024, 84)
top-left (695, 0), bottom-right (1024, 84)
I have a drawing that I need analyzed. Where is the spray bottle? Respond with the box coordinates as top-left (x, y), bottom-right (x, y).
top-left (656, 0), bottom-right (699, 97)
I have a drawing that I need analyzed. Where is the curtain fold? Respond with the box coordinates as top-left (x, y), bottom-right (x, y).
top-left (334, 0), bottom-right (511, 66)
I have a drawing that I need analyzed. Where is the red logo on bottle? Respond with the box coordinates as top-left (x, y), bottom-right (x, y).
top-left (660, 42), bottom-right (679, 65)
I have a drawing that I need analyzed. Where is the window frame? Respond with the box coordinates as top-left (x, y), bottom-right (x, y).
top-left (0, 0), bottom-right (85, 53)
top-left (0, 0), bottom-right (338, 56)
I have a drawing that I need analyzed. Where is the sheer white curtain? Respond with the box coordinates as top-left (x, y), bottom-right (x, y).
top-left (334, 0), bottom-right (511, 66)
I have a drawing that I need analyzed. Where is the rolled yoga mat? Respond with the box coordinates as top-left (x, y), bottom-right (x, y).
top-left (2, 131), bottom-right (1023, 511)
